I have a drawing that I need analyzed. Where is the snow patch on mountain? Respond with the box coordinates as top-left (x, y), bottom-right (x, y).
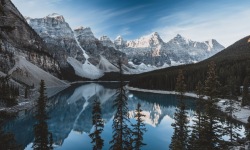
top-left (97, 56), bottom-right (119, 72)
top-left (47, 13), bottom-right (63, 18)
top-left (74, 34), bottom-right (89, 59)
top-left (67, 57), bottom-right (104, 79)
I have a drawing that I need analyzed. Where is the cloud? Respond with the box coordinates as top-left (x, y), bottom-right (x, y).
top-left (67, 6), bottom-right (146, 38)
top-left (153, 6), bottom-right (250, 47)
top-left (119, 27), bottom-right (132, 36)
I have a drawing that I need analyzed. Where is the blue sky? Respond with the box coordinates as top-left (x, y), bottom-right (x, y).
top-left (12, 0), bottom-right (250, 46)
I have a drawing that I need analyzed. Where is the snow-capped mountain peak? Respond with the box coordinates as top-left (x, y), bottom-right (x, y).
top-left (100, 35), bottom-right (111, 41)
top-left (114, 35), bottom-right (125, 46)
top-left (46, 13), bottom-right (65, 22)
top-left (115, 35), bottom-right (123, 40)
top-left (172, 34), bottom-right (192, 45)
top-left (126, 32), bottom-right (163, 48)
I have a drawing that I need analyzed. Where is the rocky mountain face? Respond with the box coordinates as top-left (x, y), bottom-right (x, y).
top-left (74, 27), bottom-right (126, 65)
top-left (27, 15), bottom-right (126, 79)
top-left (0, 0), bottom-right (61, 83)
top-left (165, 34), bottom-right (225, 62)
top-left (26, 13), bottom-right (84, 68)
top-left (99, 35), bottom-right (115, 48)
top-left (113, 32), bottom-right (225, 67)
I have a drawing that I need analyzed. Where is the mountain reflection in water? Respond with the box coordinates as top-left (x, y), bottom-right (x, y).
top-left (3, 83), bottom-right (244, 150)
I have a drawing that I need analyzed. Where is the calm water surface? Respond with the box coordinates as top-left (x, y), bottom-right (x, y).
top-left (3, 83), bottom-right (245, 150)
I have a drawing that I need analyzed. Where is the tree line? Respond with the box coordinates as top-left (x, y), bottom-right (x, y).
top-left (0, 76), bottom-right (19, 107)
top-left (170, 61), bottom-right (250, 150)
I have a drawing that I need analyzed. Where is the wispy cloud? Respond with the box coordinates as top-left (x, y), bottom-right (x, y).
top-left (67, 5), bottom-right (146, 38)
top-left (119, 27), bottom-right (132, 36)
top-left (154, 6), bottom-right (250, 47)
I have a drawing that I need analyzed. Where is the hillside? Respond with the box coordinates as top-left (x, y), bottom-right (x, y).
top-left (0, 0), bottom-right (61, 77)
top-left (129, 35), bottom-right (250, 93)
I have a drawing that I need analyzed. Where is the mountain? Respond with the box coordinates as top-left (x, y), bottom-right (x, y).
top-left (26, 13), bottom-right (84, 68)
top-left (27, 15), bottom-right (126, 79)
top-left (166, 34), bottom-right (224, 61)
top-left (74, 26), bottom-right (126, 65)
top-left (25, 11), bottom-right (225, 79)
top-left (0, 0), bottom-right (66, 87)
top-left (129, 35), bottom-right (250, 92)
top-left (114, 32), bottom-right (225, 67)
top-left (99, 35), bottom-right (115, 48)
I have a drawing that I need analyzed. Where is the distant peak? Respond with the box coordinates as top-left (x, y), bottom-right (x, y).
top-left (74, 26), bottom-right (84, 30)
top-left (115, 35), bottom-right (123, 40)
top-left (100, 35), bottom-right (111, 41)
top-left (175, 34), bottom-right (183, 38)
top-left (47, 13), bottom-right (62, 18)
top-left (74, 26), bottom-right (92, 31)
top-left (152, 32), bottom-right (159, 36)
top-left (46, 13), bottom-right (65, 21)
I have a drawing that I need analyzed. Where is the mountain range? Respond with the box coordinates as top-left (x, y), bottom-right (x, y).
top-left (1, 0), bottom-right (225, 84)
top-left (26, 13), bottom-right (224, 77)
top-left (129, 34), bottom-right (250, 92)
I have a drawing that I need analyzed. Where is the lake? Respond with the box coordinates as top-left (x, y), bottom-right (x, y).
top-left (3, 83), bottom-right (245, 150)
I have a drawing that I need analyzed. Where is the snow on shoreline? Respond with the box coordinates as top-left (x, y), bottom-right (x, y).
top-left (126, 86), bottom-right (250, 124)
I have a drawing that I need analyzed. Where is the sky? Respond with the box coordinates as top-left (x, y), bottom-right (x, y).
top-left (11, 0), bottom-right (250, 47)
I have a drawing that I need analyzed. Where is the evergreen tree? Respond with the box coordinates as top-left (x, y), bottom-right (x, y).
top-left (49, 133), bottom-right (53, 150)
top-left (32, 80), bottom-right (53, 150)
top-left (89, 97), bottom-right (104, 150)
top-left (242, 77), bottom-right (250, 106)
top-left (0, 111), bottom-right (21, 150)
top-left (224, 76), bottom-right (240, 143)
top-left (110, 60), bottom-right (131, 150)
top-left (0, 76), bottom-right (18, 107)
top-left (188, 81), bottom-right (208, 150)
top-left (132, 103), bottom-right (147, 150)
top-left (246, 116), bottom-right (250, 141)
top-left (25, 86), bottom-right (28, 99)
top-left (203, 61), bottom-right (223, 149)
top-left (170, 69), bottom-right (189, 150)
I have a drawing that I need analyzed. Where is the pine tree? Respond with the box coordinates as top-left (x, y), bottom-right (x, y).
top-left (32, 80), bottom-right (53, 150)
top-left (203, 61), bottom-right (223, 149)
top-left (132, 103), bottom-right (147, 150)
top-left (25, 86), bottom-right (28, 99)
top-left (0, 111), bottom-right (21, 150)
top-left (242, 77), bottom-right (250, 106)
top-left (0, 76), bottom-right (18, 107)
top-left (89, 97), bottom-right (104, 150)
top-left (224, 76), bottom-right (240, 143)
top-left (49, 132), bottom-right (53, 150)
top-left (188, 81), bottom-right (207, 150)
top-left (246, 116), bottom-right (250, 141)
top-left (110, 60), bottom-right (132, 150)
top-left (169, 69), bottom-right (189, 150)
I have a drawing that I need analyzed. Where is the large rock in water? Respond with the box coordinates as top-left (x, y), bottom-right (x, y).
top-left (0, 0), bottom-right (60, 77)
